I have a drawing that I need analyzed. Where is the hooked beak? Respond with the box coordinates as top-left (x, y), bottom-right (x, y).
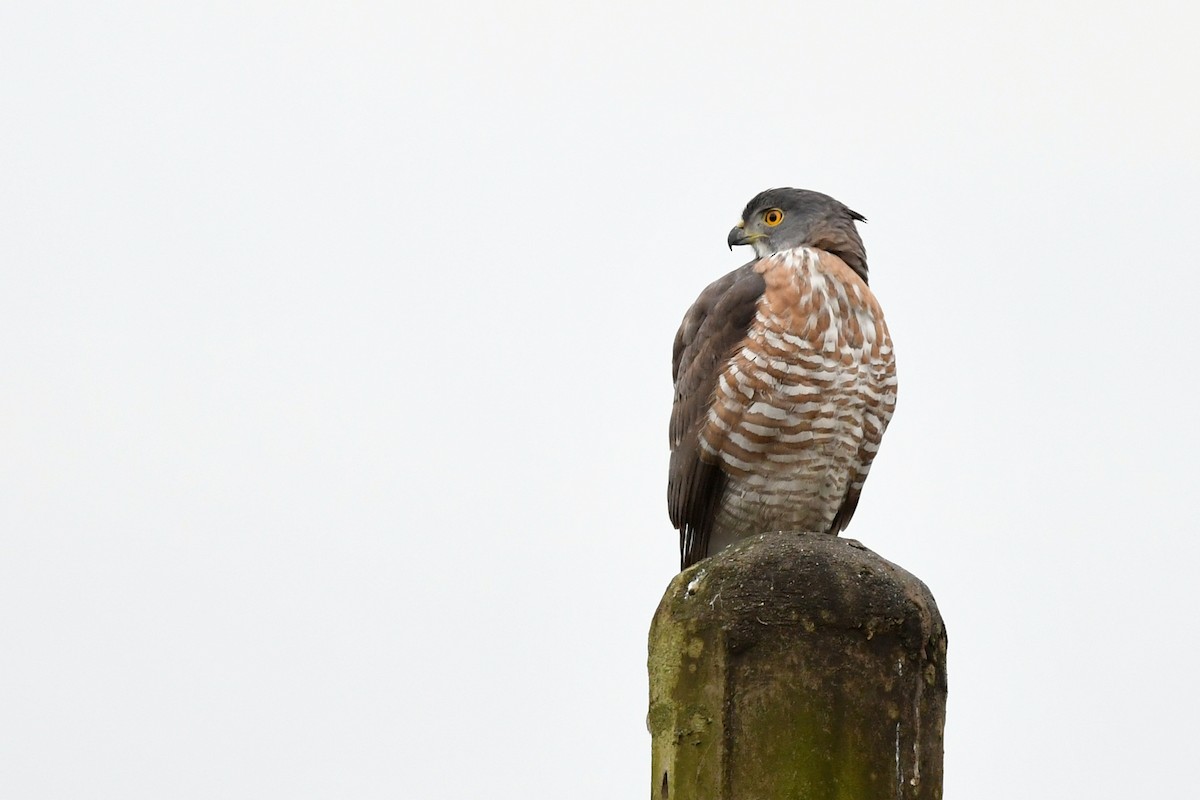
top-left (727, 222), bottom-right (750, 250)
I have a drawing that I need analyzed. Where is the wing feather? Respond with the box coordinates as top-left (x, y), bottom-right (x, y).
top-left (668, 263), bottom-right (764, 569)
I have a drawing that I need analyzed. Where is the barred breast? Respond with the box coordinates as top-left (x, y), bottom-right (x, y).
top-left (697, 246), bottom-right (897, 554)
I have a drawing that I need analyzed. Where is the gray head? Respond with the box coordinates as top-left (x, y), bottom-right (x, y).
top-left (727, 188), bottom-right (869, 283)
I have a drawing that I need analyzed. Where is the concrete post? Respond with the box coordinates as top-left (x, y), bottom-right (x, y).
top-left (648, 532), bottom-right (947, 799)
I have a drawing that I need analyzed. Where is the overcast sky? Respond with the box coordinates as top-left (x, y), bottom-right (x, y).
top-left (2, 2), bottom-right (1198, 798)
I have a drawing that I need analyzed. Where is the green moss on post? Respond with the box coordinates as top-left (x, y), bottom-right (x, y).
top-left (648, 533), bottom-right (947, 800)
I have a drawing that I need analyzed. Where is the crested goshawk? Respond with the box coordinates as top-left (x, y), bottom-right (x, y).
top-left (668, 188), bottom-right (897, 570)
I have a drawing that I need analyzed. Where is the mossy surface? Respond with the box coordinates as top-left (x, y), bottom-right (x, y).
top-left (648, 533), bottom-right (947, 800)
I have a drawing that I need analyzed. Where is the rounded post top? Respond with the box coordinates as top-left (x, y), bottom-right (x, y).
top-left (655, 532), bottom-right (945, 657)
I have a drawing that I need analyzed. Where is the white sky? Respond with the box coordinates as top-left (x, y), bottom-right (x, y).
top-left (2, 2), bottom-right (1198, 798)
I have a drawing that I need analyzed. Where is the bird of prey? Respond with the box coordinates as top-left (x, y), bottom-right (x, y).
top-left (668, 188), bottom-right (897, 570)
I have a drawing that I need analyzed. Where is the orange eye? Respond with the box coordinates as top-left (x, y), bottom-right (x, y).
top-left (763, 208), bottom-right (784, 226)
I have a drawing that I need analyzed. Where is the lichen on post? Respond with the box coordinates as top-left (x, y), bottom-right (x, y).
top-left (648, 532), bottom-right (947, 800)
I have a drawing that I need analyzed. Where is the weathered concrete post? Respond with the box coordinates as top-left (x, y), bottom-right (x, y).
top-left (648, 532), bottom-right (947, 799)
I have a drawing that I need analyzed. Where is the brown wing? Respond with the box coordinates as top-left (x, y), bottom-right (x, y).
top-left (668, 262), bottom-right (765, 570)
top-left (828, 489), bottom-right (861, 535)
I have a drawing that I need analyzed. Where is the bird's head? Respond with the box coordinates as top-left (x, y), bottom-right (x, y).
top-left (727, 188), bottom-right (870, 283)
